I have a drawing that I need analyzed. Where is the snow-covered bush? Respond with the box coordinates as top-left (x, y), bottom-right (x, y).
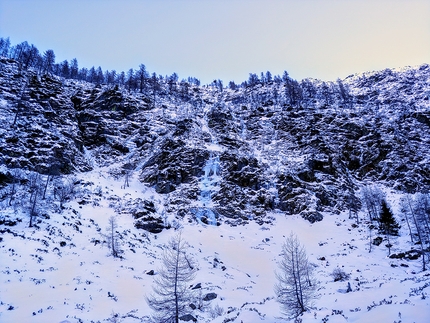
top-left (330, 267), bottom-right (350, 282)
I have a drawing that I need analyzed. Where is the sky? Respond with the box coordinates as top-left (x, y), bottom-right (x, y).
top-left (0, 0), bottom-right (429, 85)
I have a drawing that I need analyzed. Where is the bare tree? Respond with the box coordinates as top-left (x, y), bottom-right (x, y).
top-left (403, 194), bottom-right (429, 271)
top-left (275, 232), bottom-right (317, 319)
top-left (122, 167), bottom-right (132, 189)
top-left (54, 176), bottom-right (75, 209)
top-left (104, 216), bottom-right (122, 258)
top-left (361, 185), bottom-right (385, 252)
top-left (42, 163), bottom-right (61, 199)
top-left (8, 168), bottom-right (21, 207)
top-left (400, 196), bottom-right (415, 244)
top-left (361, 185), bottom-right (384, 221)
top-left (347, 189), bottom-right (361, 224)
top-left (28, 172), bottom-right (41, 227)
top-left (146, 232), bottom-right (197, 323)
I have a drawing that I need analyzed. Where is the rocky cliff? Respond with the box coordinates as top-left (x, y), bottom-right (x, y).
top-left (1, 57), bottom-right (429, 225)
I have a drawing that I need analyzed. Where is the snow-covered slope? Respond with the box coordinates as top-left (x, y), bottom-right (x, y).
top-left (0, 167), bottom-right (429, 322)
top-left (0, 57), bottom-right (430, 322)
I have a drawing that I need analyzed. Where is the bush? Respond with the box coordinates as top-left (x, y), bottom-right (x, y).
top-left (330, 267), bottom-right (350, 282)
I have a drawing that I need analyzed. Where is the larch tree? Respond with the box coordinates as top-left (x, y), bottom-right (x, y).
top-left (28, 172), bottom-right (42, 227)
top-left (137, 64), bottom-right (148, 93)
top-left (146, 232), bottom-right (197, 323)
top-left (42, 49), bottom-right (55, 75)
top-left (104, 216), bottom-right (122, 258)
top-left (70, 58), bottom-right (79, 79)
top-left (361, 185), bottom-right (385, 252)
top-left (275, 232), bottom-right (317, 319)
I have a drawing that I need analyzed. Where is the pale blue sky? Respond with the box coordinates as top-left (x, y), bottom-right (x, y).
top-left (1, 0), bottom-right (429, 84)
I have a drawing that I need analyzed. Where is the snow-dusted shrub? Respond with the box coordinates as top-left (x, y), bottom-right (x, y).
top-left (330, 267), bottom-right (350, 282)
top-left (209, 304), bottom-right (225, 319)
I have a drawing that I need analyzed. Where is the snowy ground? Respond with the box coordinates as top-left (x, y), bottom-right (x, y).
top-left (1, 168), bottom-right (429, 323)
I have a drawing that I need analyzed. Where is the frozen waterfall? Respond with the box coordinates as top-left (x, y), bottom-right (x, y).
top-left (195, 154), bottom-right (220, 225)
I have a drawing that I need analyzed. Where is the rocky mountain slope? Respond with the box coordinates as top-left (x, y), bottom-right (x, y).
top-left (1, 57), bottom-right (429, 225)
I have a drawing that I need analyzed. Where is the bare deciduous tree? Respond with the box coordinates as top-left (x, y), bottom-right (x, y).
top-left (42, 163), bottom-right (61, 200)
top-left (275, 232), bottom-right (317, 319)
top-left (28, 172), bottom-right (41, 227)
top-left (361, 185), bottom-right (384, 221)
top-left (146, 232), bottom-right (197, 323)
top-left (361, 185), bottom-right (385, 252)
top-left (401, 194), bottom-right (429, 271)
top-left (8, 168), bottom-right (21, 207)
top-left (104, 216), bottom-right (122, 258)
top-left (54, 176), bottom-right (75, 209)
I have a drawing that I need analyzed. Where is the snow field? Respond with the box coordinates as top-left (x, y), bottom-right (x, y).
top-left (0, 169), bottom-right (429, 322)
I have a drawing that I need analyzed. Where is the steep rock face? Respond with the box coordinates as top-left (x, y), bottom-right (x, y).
top-left (0, 63), bottom-right (89, 174)
top-left (0, 57), bottom-right (429, 224)
top-left (140, 138), bottom-right (210, 194)
top-left (212, 151), bottom-right (275, 221)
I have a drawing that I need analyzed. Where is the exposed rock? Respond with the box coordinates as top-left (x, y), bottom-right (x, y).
top-left (179, 314), bottom-right (197, 322)
top-left (203, 292), bottom-right (218, 301)
top-left (140, 138), bottom-right (209, 194)
top-left (191, 283), bottom-right (201, 290)
top-left (372, 237), bottom-right (383, 246)
top-left (389, 249), bottom-right (422, 260)
top-left (134, 216), bottom-right (168, 234)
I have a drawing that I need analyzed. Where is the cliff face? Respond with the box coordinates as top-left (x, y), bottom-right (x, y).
top-left (1, 57), bottom-right (429, 223)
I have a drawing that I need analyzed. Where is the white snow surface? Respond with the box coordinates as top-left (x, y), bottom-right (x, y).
top-left (0, 166), bottom-right (429, 323)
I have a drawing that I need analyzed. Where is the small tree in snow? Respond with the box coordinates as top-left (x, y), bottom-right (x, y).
top-left (28, 172), bottom-right (41, 227)
top-left (54, 176), bottom-right (75, 209)
top-left (7, 168), bottom-right (21, 207)
top-left (379, 200), bottom-right (400, 256)
top-left (401, 194), bottom-right (429, 271)
top-left (146, 232), bottom-right (197, 323)
top-left (104, 216), bottom-right (122, 258)
top-left (275, 232), bottom-right (317, 319)
top-left (361, 185), bottom-right (385, 252)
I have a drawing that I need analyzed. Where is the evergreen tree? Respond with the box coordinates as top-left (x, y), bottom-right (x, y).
top-left (137, 64), bottom-right (149, 93)
top-left (60, 60), bottom-right (70, 78)
top-left (96, 66), bottom-right (104, 84)
top-left (78, 67), bottom-right (88, 81)
top-left (88, 66), bottom-right (97, 83)
top-left (379, 200), bottom-right (400, 256)
top-left (0, 37), bottom-right (11, 57)
top-left (265, 71), bottom-right (272, 83)
top-left (379, 200), bottom-right (400, 236)
top-left (42, 49), bottom-right (56, 75)
top-left (248, 73), bottom-right (259, 87)
top-left (70, 58), bottom-right (79, 79)
top-left (126, 68), bottom-right (135, 91)
top-left (228, 80), bottom-right (237, 90)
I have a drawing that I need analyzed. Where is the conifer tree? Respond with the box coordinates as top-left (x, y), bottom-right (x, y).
top-left (104, 216), bottom-right (121, 258)
top-left (147, 232), bottom-right (197, 323)
top-left (379, 200), bottom-right (400, 236)
top-left (275, 232), bottom-right (317, 319)
top-left (379, 200), bottom-right (400, 256)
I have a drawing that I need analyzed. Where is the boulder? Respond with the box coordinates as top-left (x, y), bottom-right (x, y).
top-left (179, 314), bottom-right (197, 322)
top-left (203, 292), bottom-right (217, 301)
